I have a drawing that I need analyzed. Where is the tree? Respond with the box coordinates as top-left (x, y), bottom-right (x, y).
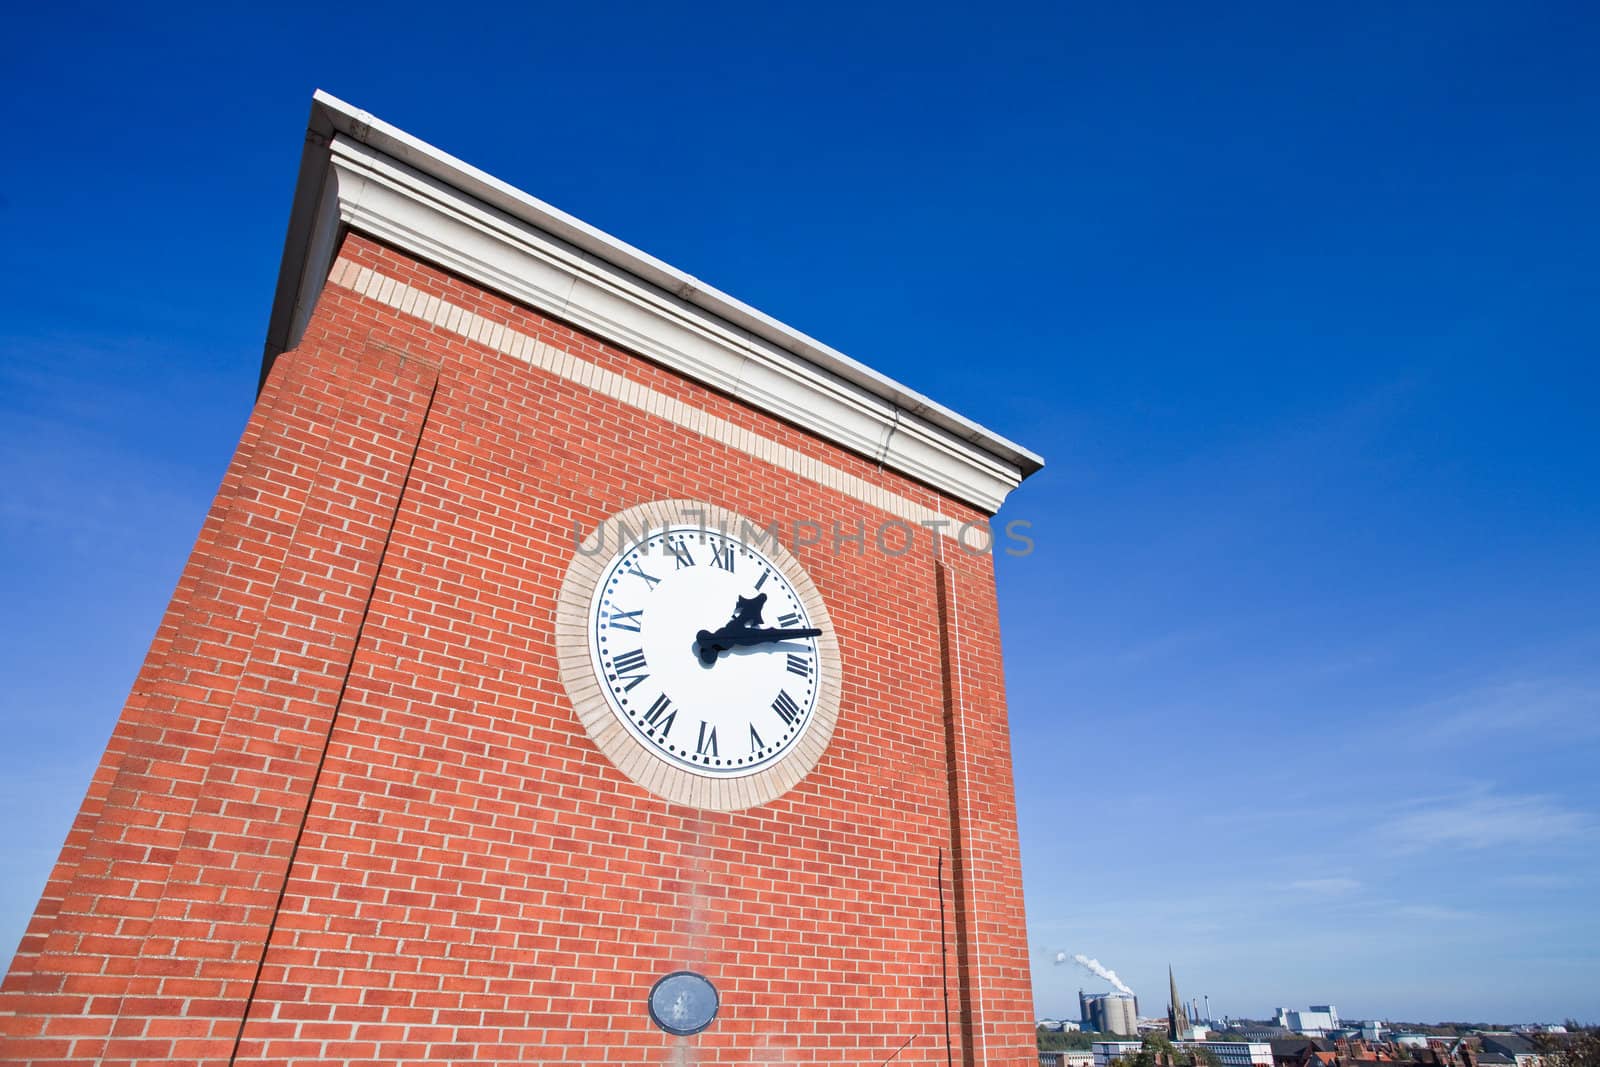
top-left (1038, 1028), bottom-right (1100, 1051)
top-left (1541, 1029), bottom-right (1600, 1067)
top-left (1108, 1032), bottom-right (1219, 1067)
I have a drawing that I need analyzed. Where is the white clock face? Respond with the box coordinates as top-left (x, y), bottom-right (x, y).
top-left (588, 524), bottom-right (822, 777)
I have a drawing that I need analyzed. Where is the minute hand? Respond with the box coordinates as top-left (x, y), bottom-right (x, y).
top-left (714, 627), bottom-right (821, 647)
top-left (696, 625), bottom-right (822, 664)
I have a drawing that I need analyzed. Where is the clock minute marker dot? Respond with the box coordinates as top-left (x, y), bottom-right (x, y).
top-left (584, 520), bottom-right (831, 786)
top-left (695, 722), bottom-right (718, 759)
top-left (771, 689), bottom-right (800, 726)
top-left (611, 648), bottom-right (649, 692)
top-left (624, 562), bottom-right (661, 589)
top-left (641, 694), bottom-right (675, 739)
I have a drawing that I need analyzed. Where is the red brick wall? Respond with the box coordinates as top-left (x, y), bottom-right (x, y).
top-left (0, 232), bottom-right (1035, 1065)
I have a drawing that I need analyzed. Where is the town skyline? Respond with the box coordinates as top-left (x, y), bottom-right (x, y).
top-left (1033, 957), bottom-right (1594, 1029)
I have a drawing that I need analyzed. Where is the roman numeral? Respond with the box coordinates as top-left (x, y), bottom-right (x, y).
top-left (708, 540), bottom-right (734, 571)
top-left (777, 611), bottom-right (801, 626)
top-left (668, 541), bottom-right (694, 569)
top-left (610, 649), bottom-right (649, 692)
top-left (786, 653), bottom-right (811, 678)
top-left (642, 694), bottom-right (676, 738)
top-left (625, 563), bottom-right (661, 589)
top-left (754, 569), bottom-right (770, 590)
top-left (696, 722), bottom-right (718, 757)
top-left (606, 607), bottom-right (644, 632)
top-left (749, 723), bottom-right (765, 751)
top-left (772, 689), bottom-right (800, 725)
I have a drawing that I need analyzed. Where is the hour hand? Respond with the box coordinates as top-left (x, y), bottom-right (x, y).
top-left (695, 625), bottom-right (823, 665)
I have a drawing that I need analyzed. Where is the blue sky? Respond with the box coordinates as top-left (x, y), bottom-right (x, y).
top-left (3, 0), bottom-right (1597, 1025)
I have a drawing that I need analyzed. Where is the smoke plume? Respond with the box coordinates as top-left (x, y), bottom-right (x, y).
top-left (1067, 953), bottom-right (1135, 996)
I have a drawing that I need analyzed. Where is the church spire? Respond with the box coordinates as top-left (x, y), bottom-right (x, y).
top-left (1168, 964), bottom-right (1190, 1039)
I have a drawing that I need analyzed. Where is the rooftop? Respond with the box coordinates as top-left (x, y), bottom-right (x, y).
top-left (265, 92), bottom-right (1043, 514)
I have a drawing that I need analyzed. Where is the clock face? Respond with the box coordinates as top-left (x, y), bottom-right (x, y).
top-left (590, 524), bottom-right (821, 777)
top-left (556, 500), bottom-right (842, 811)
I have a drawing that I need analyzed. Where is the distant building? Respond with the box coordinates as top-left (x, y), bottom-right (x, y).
top-left (1417, 1038), bottom-right (1482, 1067)
top-left (1040, 1052), bottom-right (1095, 1067)
top-left (1477, 1033), bottom-right (1545, 1067)
top-left (1082, 991), bottom-right (1140, 1035)
top-left (1271, 1036), bottom-right (1336, 1067)
top-left (1242, 1028), bottom-right (1295, 1042)
top-left (1184, 1042), bottom-right (1274, 1067)
top-left (1394, 1035), bottom-right (1431, 1050)
top-left (1276, 1006), bottom-right (1340, 1037)
top-left (1093, 1040), bottom-right (1146, 1067)
top-left (1169, 967), bottom-right (1192, 1040)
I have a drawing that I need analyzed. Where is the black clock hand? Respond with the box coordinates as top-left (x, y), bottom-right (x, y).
top-left (695, 625), bottom-right (823, 665)
top-left (730, 592), bottom-right (767, 628)
top-left (711, 627), bottom-right (822, 647)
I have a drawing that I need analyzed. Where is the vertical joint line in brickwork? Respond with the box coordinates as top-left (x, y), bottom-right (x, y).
top-left (224, 372), bottom-right (442, 1067)
top-left (935, 560), bottom-right (988, 1067)
top-left (939, 847), bottom-right (955, 1067)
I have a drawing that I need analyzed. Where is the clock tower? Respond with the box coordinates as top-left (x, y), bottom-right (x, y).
top-left (1, 92), bottom-right (1043, 1065)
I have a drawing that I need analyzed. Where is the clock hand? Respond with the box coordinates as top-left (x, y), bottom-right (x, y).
top-left (729, 592), bottom-right (767, 627)
top-left (695, 625), bottom-right (823, 665)
top-left (712, 627), bottom-right (822, 647)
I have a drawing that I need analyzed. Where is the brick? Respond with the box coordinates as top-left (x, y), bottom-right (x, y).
top-left (1, 233), bottom-right (1035, 1065)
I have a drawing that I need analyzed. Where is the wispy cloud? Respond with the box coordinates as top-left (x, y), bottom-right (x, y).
top-left (1492, 873), bottom-right (1579, 890)
top-left (0, 336), bottom-right (219, 554)
top-left (1413, 679), bottom-right (1600, 744)
top-left (1284, 877), bottom-right (1363, 895)
top-left (1380, 792), bottom-right (1591, 852)
top-left (1393, 904), bottom-right (1478, 921)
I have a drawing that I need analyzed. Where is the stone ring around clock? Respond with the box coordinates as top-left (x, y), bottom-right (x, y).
top-left (554, 499), bottom-right (843, 812)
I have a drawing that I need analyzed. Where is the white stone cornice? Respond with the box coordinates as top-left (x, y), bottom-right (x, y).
top-left (324, 255), bottom-right (993, 539)
top-left (264, 91), bottom-right (1042, 514)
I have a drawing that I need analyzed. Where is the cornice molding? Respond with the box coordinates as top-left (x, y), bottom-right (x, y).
top-left (265, 92), bottom-right (1042, 514)
top-left (325, 255), bottom-right (991, 540)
